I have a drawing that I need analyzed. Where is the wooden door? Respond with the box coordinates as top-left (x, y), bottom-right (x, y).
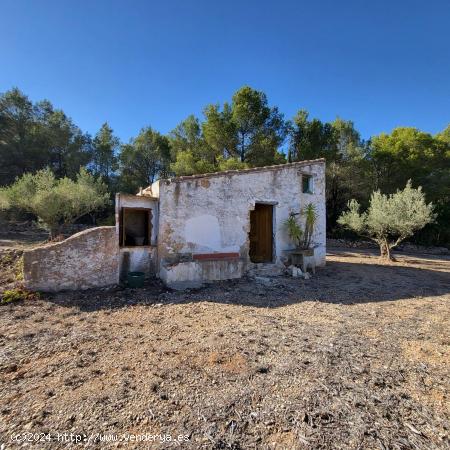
top-left (249, 204), bottom-right (273, 263)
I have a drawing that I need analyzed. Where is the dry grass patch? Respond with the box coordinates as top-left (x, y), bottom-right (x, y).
top-left (0, 250), bottom-right (449, 449)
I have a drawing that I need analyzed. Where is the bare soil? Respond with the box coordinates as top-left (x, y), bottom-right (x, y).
top-left (0, 249), bottom-right (449, 449)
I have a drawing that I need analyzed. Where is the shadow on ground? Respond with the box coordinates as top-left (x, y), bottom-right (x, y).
top-left (42, 251), bottom-right (450, 312)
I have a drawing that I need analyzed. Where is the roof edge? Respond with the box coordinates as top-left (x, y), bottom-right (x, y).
top-left (117, 192), bottom-right (159, 200)
top-left (161, 158), bottom-right (326, 184)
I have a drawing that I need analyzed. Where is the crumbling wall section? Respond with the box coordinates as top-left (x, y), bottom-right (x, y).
top-left (160, 258), bottom-right (244, 289)
top-left (115, 193), bottom-right (159, 279)
top-left (23, 226), bottom-right (119, 292)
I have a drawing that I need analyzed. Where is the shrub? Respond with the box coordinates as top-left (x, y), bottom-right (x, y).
top-left (0, 168), bottom-right (110, 238)
top-left (1, 288), bottom-right (38, 305)
top-left (284, 203), bottom-right (318, 250)
top-left (338, 181), bottom-right (435, 260)
top-left (284, 213), bottom-right (303, 247)
top-left (301, 203), bottom-right (318, 249)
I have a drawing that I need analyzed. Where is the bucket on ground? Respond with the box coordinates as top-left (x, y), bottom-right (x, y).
top-left (127, 271), bottom-right (145, 288)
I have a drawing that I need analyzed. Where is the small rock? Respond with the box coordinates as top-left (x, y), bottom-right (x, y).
top-left (255, 276), bottom-right (273, 286)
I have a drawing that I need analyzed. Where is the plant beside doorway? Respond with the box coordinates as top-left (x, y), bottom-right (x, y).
top-left (301, 203), bottom-right (317, 249)
top-left (284, 203), bottom-right (318, 250)
top-left (284, 213), bottom-right (303, 248)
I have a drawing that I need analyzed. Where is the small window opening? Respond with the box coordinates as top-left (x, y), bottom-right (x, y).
top-left (302, 174), bottom-right (313, 194)
top-left (120, 208), bottom-right (152, 247)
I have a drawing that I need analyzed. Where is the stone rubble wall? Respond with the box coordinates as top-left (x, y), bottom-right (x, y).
top-left (23, 226), bottom-right (119, 292)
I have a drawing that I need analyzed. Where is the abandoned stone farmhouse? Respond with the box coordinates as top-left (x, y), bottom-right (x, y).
top-left (23, 159), bottom-right (326, 291)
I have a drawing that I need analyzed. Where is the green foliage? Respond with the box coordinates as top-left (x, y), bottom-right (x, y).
top-left (338, 181), bottom-right (435, 259)
top-left (284, 204), bottom-right (318, 249)
top-left (368, 126), bottom-right (450, 246)
top-left (1, 86), bottom-right (449, 247)
top-left (301, 203), bottom-right (318, 249)
top-left (168, 115), bottom-right (217, 176)
top-left (15, 256), bottom-right (24, 281)
top-left (231, 86), bottom-right (287, 164)
top-left (217, 157), bottom-right (248, 171)
top-left (171, 86), bottom-right (287, 175)
top-left (289, 114), bottom-right (450, 248)
top-left (171, 151), bottom-right (215, 176)
top-left (284, 214), bottom-right (303, 247)
top-left (91, 123), bottom-right (119, 185)
top-left (1, 288), bottom-right (38, 305)
top-left (0, 168), bottom-right (110, 237)
top-left (170, 151), bottom-right (248, 176)
top-left (203, 86), bottom-right (287, 165)
top-left (0, 88), bottom-right (91, 186)
top-left (96, 214), bottom-right (115, 226)
top-left (289, 111), bottom-right (369, 232)
top-left (169, 115), bottom-right (205, 158)
top-left (338, 199), bottom-right (365, 233)
top-left (170, 152), bottom-right (195, 176)
top-left (370, 127), bottom-right (447, 193)
top-left (0, 189), bottom-right (10, 210)
top-left (203, 103), bottom-right (237, 161)
top-left (289, 110), bottom-right (334, 161)
top-left (119, 127), bottom-right (171, 192)
top-left (436, 125), bottom-right (450, 145)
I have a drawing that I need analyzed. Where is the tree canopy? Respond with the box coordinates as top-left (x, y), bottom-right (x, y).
top-left (0, 168), bottom-right (109, 237)
top-left (0, 86), bottom-right (449, 247)
top-left (0, 88), bottom-right (91, 185)
top-left (119, 127), bottom-right (170, 192)
top-left (338, 181), bottom-right (435, 259)
top-left (91, 123), bottom-right (119, 186)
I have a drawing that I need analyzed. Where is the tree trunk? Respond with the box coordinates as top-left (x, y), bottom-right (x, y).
top-left (49, 223), bottom-right (64, 241)
top-left (379, 240), bottom-right (395, 261)
top-left (49, 226), bottom-right (58, 240)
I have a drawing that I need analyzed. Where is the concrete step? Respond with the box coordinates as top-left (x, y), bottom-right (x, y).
top-left (247, 263), bottom-right (284, 278)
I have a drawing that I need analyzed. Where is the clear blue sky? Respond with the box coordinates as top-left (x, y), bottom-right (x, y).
top-left (2, 0), bottom-right (449, 142)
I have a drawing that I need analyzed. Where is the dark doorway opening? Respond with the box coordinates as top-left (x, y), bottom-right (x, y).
top-left (120, 207), bottom-right (152, 247)
top-left (249, 204), bottom-right (274, 263)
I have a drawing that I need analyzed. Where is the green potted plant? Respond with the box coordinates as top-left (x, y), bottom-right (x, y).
top-left (301, 203), bottom-right (317, 252)
top-left (284, 213), bottom-right (303, 249)
top-left (284, 203), bottom-right (318, 269)
top-left (284, 203), bottom-right (317, 250)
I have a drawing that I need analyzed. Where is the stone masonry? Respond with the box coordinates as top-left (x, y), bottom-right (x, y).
top-left (23, 226), bottom-right (119, 292)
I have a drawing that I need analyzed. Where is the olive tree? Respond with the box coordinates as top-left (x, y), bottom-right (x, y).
top-left (0, 168), bottom-right (110, 238)
top-left (338, 181), bottom-right (435, 260)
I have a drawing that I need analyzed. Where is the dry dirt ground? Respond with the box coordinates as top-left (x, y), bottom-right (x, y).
top-left (0, 249), bottom-right (449, 449)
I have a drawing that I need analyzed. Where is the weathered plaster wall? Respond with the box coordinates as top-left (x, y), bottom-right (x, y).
top-left (157, 160), bottom-right (326, 285)
top-left (119, 247), bottom-right (158, 280)
top-left (115, 193), bottom-right (159, 245)
top-left (23, 226), bottom-right (119, 292)
top-left (160, 259), bottom-right (244, 289)
top-left (115, 193), bottom-right (159, 278)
